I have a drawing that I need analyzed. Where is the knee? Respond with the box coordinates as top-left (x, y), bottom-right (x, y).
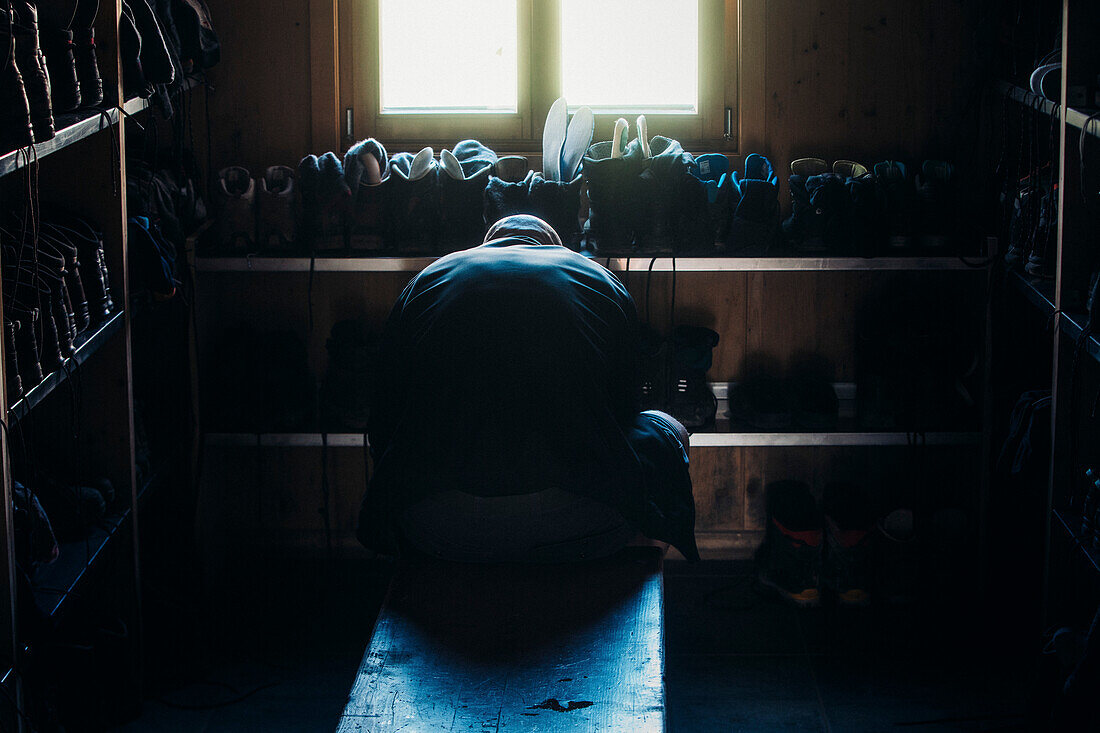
top-left (642, 410), bottom-right (690, 457)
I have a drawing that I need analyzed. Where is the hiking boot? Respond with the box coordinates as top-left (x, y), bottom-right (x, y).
top-left (382, 146), bottom-right (440, 251)
top-left (835, 160), bottom-right (882, 256)
top-left (38, 0), bottom-right (81, 112)
top-left (582, 118), bottom-right (644, 254)
top-left (1025, 189), bottom-right (1056, 277)
top-left (4, 318), bottom-right (22, 401)
top-left (787, 353), bottom-right (839, 431)
top-left (822, 482), bottom-right (873, 607)
top-left (730, 153), bottom-right (780, 253)
top-left (667, 325), bottom-right (719, 428)
top-left (44, 217), bottom-right (112, 321)
top-left (440, 142), bottom-right (494, 251)
top-left (319, 319), bottom-right (375, 431)
top-left (874, 160), bottom-right (914, 250)
top-left (915, 160), bottom-right (957, 250)
top-left (0, 2), bottom-right (35, 152)
top-left (757, 480), bottom-right (822, 607)
top-left (12, 0), bottom-right (55, 142)
top-left (782, 158), bottom-right (832, 252)
top-left (687, 153), bottom-right (732, 249)
top-left (7, 303), bottom-right (42, 386)
top-left (729, 353), bottom-right (791, 430)
top-left (1005, 183), bottom-right (1039, 270)
top-left (527, 174), bottom-right (583, 248)
top-left (215, 166), bottom-right (256, 252)
top-left (876, 507), bottom-right (919, 605)
top-left (634, 128), bottom-right (695, 253)
top-left (71, 0), bottom-right (101, 106)
top-left (257, 165), bottom-right (297, 251)
top-left (118, 0), bottom-right (150, 98)
top-left (126, 0), bottom-right (174, 86)
top-left (638, 325), bottom-right (669, 412)
top-left (40, 229), bottom-right (89, 333)
top-left (344, 137), bottom-right (388, 247)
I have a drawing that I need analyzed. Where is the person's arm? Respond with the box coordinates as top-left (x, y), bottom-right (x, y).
top-left (367, 278), bottom-right (417, 459)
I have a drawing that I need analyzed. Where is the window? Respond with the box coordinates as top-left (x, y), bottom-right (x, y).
top-left (339, 0), bottom-right (738, 152)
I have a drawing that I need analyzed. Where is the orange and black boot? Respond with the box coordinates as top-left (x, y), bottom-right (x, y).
top-left (756, 480), bottom-right (822, 607)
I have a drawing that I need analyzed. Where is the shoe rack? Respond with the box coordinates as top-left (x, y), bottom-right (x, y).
top-left (0, 2), bottom-right (199, 729)
top-left (994, 0), bottom-right (1100, 632)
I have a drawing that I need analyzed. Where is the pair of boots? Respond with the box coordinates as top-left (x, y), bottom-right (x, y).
top-left (638, 324), bottom-right (720, 429)
top-left (686, 153), bottom-right (781, 253)
top-left (783, 158), bottom-right (959, 255)
top-left (215, 165), bottom-right (297, 252)
top-left (2, 216), bottom-right (113, 402)
top-left (582, 116), bottom-right (700, 254)
top-left (345, 139), bottom-right (504, 252)
top-left (756, 480), bottom-right (874, 607)
top-left (1, 0), bottom-right (104, 152)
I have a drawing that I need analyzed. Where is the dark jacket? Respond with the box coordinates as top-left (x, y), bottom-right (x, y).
top-left (357, 237), bottom-right (697, 558)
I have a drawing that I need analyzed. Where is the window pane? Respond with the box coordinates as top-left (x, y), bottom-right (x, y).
top-left (561, 0), bottom-right (698, 113)
top-left (379, 0), bottom-right (518, 113)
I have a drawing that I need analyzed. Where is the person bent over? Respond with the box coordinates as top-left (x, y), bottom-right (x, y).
top-left (357, 215), bottom-right (698, 562)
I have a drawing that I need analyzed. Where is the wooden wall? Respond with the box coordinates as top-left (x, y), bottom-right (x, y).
top-left (196, 1), bottom-right (986, 561)
top-left (204, 0), bottom-right (981, 178)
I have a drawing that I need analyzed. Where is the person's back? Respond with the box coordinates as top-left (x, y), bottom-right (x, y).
top-left (359, 215), bottom-right (698, 561)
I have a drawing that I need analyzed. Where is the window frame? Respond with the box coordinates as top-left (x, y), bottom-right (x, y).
top-left (332, 0), bottom-right (750, 155)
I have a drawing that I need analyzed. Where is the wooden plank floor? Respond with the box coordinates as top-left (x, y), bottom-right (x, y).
top-left (337, 548), bottom-right (664, 732)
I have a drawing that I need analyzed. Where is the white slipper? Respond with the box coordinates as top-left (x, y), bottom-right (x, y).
top-left (636, 115), bottom-right (651, 159)
top-left (407, 146), bottom-right (435, 181)
top-left (543, 97), bottom-right (568, 180)
top-left (560, 105), bottom-right (593, 181)
top-left (440, 148), bottom-right (464, 180)
top-left (610, 118), bottom-right (628, 159)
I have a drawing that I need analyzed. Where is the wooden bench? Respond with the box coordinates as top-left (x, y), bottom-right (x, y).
top-left (337, 547), bottom-right (665, 731)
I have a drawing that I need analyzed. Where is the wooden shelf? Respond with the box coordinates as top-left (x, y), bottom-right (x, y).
top-left (1053, 508), bottom-right (1100, 578)
top-left (7, 311), bottom-right (125, 425)
top-left (1009, 272), bottom-right (1100, 365)
top-left (999, 81), bottom-right (1100, 139)
top-left (196, 254), bottom-right (991, 274)
top-left (0, 109), bottom-right (120, 177)
top-left (205, 429), bottom-right (980, 449)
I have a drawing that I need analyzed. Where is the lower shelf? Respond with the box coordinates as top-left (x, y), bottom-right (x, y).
top-left (204, 430), bottom-right (981, 449)
top-left (30, 469), bottom-right (158, 619)
top-left (1053, 508), bottom-right (1100, 578)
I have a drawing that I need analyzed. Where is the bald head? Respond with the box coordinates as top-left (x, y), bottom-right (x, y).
top-left (483, 214), bottom-right (563, 247)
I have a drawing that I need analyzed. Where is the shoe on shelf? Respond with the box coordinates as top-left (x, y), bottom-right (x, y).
top-left (728, 353), bottom-right (792, 430)
top-left (822, 482), bottom-right (873, 607)
top-left (667, 325), bottom-right (719, 429)
top-left (914, 159), bottom-right (957, 250)
top-left (39, 230), bottom-right (89, 334)
top-left (0, 1), bottom-right (36, 152)
top-left (874, 160), bottom-right (914, 251)
top-left (633, 119), bottom-right (698, 253)
top-left (835, 160), bottom-right (883, 256)
top-left (343, 137), bottom-right (388, 246)
top-left (4, 317), bottom-right (23, 401)
top-left (687, 153), bottom-right (732, 249)
top-left (787, 352), bottom-right (839, 431)
top-left (71, 0), bottom-right (101, 106)
top-left (12, 482), bottom-right (59, 570)
top-left (757, 480), bottom-right (822, 607)
top-left (440, 140), bottom-right (496, 250)
top-left (42, 215), bottom-right (113, 322)
top-left (729, 152), bottom-right (780, 254)
top-left (383, 146), bottom-right (440, 251)
top-left (582, 117), bottom-right (644, 254)
top-left (215, 166), bottom-right (256, 253)
top-left (38, 0), bottom-right (82, 112)
top-left (12, 0), bottom-right (55, 142)
top-left (1025, 189), bottom-right (1056, 277)
top-left (876, 507), bottom-right (919, 605)
top-left (526, 174), bottom-right (584, 249)
top-left (782, 158), bottom-right (832, 252)
top-left (257, 165), bottom-right (297, 251)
